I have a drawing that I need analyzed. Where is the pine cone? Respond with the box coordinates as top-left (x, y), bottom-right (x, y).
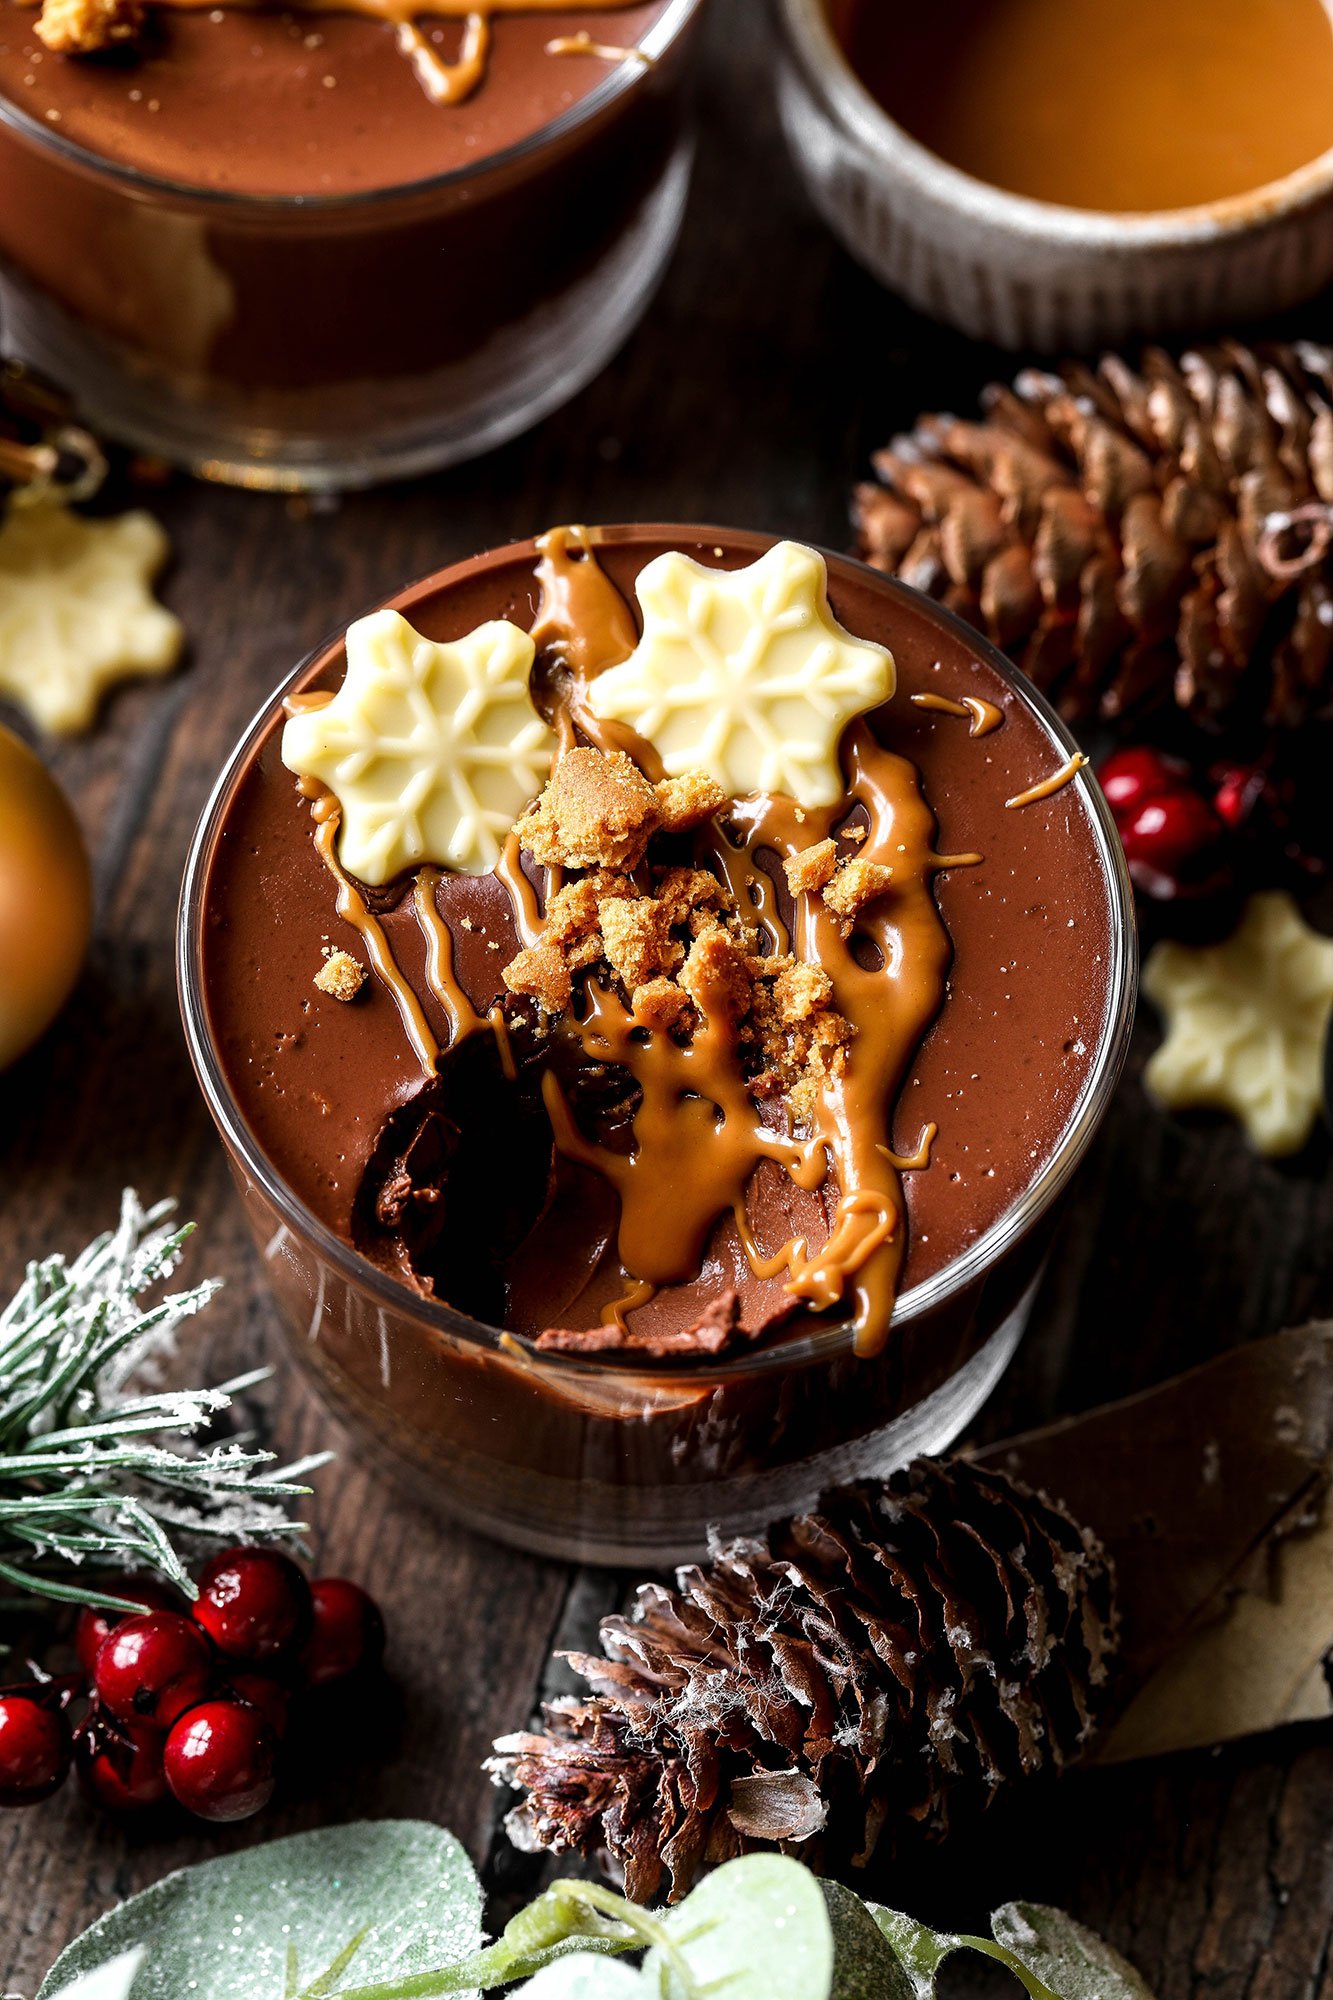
top-left (487, 1458), bottom-right (1118, 1904)
top-left (853, 341), bottom-right (1333, 736)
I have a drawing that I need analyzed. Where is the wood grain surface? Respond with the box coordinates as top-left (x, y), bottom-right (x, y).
top-left (3, 7), bottom-right (1332, 1994)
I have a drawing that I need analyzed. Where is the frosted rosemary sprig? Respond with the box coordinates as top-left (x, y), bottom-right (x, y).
top-left (0, 1190), bottom-right (326, 1615)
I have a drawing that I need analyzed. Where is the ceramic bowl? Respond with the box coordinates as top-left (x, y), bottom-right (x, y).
top-left (776, 0), bottom-right (1333, 349)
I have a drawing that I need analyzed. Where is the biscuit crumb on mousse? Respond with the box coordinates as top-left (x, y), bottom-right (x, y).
top-left (35, 0), bottom-right (143, 53)
top-left (500, 747), bottom-right (855, 1119)
top-left (314, 949), bottom-right (367, 1002)
top-left (824, 857), bottom-right (894, 930)
top-left (783, 838), bottom-right (838, 897)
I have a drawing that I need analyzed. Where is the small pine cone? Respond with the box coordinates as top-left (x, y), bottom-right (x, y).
top-left (853, 341), bottom-right (1333, 735)
top-left (487, 1458), bottom-right (1118, 1904)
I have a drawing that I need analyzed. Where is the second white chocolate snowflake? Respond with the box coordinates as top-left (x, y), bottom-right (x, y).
top-left (281, 608), bottom-right (555, 885)
top-left (1143, 891), bottom-right (1333, 1157)
top-left (587, 541), bottom-right (893, 807)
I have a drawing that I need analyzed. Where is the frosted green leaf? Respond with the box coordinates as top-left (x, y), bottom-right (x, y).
top-left (513, 1959), bottom-right (647, 1998)
top-left (46, 1947), bottom-right (147, 2000)
top-left (989, 1904), bottom-right (1158, 2000)
top-left (864, 1904), bottom-right (963, 1998)
top-left (821, 1884), bottom-right (915, 2000)
top-left (645, 1853), bottom-right (834, 2000)
top-left (38, 1823), bottom-right (482, 2000)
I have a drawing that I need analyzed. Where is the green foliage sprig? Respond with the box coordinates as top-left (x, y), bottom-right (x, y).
top-left (38, 1821), bottom-right (1157, 2000)
top-left (0, 1191), bottom-right (323, 1614)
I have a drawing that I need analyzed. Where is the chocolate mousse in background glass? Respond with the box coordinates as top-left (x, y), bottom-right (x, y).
top-left (0, 0), bottom-right (701, 488)
top-left (179, 526), bottom-right (1136, 1565)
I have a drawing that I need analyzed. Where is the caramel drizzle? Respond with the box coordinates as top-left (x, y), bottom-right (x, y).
top-left (910, 691), bottom-right (1004, 738)
top-left (413, 866), bottom-right (485, 1042)
top-left (546, 29), bottom-right (651, 64)
top-left (145, 0), bottom-right (642, 108)
top-left (1006, 750), bottom-right (1088, 810)
top-left (309, 801), bottom-right (440, 1076)
top-left (517, 530), bottom-right (957, 1357)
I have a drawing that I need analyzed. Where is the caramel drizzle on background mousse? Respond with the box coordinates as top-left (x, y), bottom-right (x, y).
top-left (909, 691), bottom-right (1004, 738)
top-left (121, 0), bottom-right (645, 107)
top-left (1005, 749), bottom-right (1088, 810)
top-left (292, 532), bottom-right (991, 1360)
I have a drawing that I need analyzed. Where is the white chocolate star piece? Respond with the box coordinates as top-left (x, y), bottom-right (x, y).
top-left (282, 607), bottom-right (554, 885)
top-left (0, 502), bottom-right (182, 734)
top-left (587, 541), bottom-right (893, 807)
top-left (1143, 891), bottom-right (1333, 1157)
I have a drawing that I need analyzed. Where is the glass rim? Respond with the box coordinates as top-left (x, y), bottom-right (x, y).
top-left (777, 0), bottom-right (1333, 238)
top-left (0, 0), bottom-right (700, 214)
top-left (176, 524), bottom-right (1139, 1388)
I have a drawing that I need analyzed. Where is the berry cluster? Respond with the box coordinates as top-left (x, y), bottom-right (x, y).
top-left (1099, 745), bottom-right (1317, 906)
top-left (0, 1550), bottom-right (383, 1824)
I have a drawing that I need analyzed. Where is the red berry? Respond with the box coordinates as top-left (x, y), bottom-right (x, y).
top-left (1118, 789), bottom-right (1226, 896)
top-left (94, 1612), bottom-right (213, 1730)
top-left (223, 1672), bottom-right (291, 1740)
top-left (1098, 746), bottom-right (1190, 821)
top-left (75, 1582), bottom-right (181, 1678)
top-left (0, 1695), bottom-right (70, 1806)
top-left (1212, 762), bottom-right (1268, 830)
top-left (299, 1579), bottom-right (385, 1689)
top-left (163, 1700), bottom-right (277, 1823)
top-left (193, 1548), bottom-right (311, 1663)
top-left (75, 1713), bottom-right (168, 1812)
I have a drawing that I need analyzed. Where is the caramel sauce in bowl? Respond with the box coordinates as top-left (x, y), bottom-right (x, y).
top-left (778, 0), bottom-right (1333, 348)
top-left (178, 525), bottom-right (1137, 1565)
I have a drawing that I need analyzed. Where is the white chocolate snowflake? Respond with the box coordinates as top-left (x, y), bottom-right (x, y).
top-left (0, 502), bottom-right (182, 734)
top-left (281, 607), bottom-right (554, 885)
top-left (587, 541), bottom-right (893, 806)
top-left (1143, 892), bottom-right (1333, 1157)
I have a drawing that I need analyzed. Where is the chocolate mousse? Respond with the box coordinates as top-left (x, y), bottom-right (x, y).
top-left (195, 526), bottom-right (1126, 1365)
top-left (0, 1), bottom-right (701, 481)
top-left (0, 0), bottom-right (671, 196)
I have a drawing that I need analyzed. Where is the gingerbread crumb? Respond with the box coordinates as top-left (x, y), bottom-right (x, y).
top-left (824, 857), bottom-right (894, 928)
top-left (501, 742), bottom-right (858, 1130)
top-left (599, 894), bottom-right (681, 991)
top-left (313, 949), bottom-right (367, 1002)
top-left (681, 926), bottom-right (751, 1029)
top-left (655, 770), bottom-right (727, 834)
top-left (783, 838), bottom-right (838, 897)
top-left (632, 976), bottom-right (692, 1033)
top-left (35, 0), bottom-right (142, 52)
top-left (516, 747), bottom-right (661, 870)
top-left (502, 939), bottom-right (571, 1015)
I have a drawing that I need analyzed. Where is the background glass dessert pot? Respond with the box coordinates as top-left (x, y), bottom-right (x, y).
top-left (0, 0), bottom-right (701, 489)
top-left (178, 528), bottom-right (1137, 1565)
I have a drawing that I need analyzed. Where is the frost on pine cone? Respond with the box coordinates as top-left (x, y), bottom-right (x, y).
top-left (854, 341), bottom-right (1333, 734)
top-left (488, 1459), bottom-right (1118, 1904)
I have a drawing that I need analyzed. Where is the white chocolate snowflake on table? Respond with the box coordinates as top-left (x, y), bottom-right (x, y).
top-left (0, 502), bottom-right (182, 734)
top-left (587, 541), bottom-right (893, 807)
top-left (1143, 891), bottom-right (1333, 1157)
top-left (281, 607), bottom-right (555, 885)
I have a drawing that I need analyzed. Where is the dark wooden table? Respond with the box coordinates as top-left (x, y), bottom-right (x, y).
top-left (3, 7), bottom-right (1332, 1994)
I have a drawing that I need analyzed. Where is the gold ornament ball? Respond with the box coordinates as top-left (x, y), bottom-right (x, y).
top-left (0, 723), bottom-right (92, 1070)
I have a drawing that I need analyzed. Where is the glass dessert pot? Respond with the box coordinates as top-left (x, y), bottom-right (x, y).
top-left (178, 526), bottom-right (1137, 1564)
top-left (0, 0), bottom-right (701, 489)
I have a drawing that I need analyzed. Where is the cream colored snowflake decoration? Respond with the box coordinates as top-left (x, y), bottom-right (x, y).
top-left (0, 502), bottom-right (182, 734)
top-left (281, 607), bottom-right (554, 885)
top-left (1143, 891), bottom-right (1333, 1157)
top-left (587, 541), bottom-right (893, 806)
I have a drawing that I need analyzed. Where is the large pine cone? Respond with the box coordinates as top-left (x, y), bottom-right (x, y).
top-left (853, 341), bottom-right (1333, 735)
top-left (487, 1459), bottom-right (1118, 1904)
